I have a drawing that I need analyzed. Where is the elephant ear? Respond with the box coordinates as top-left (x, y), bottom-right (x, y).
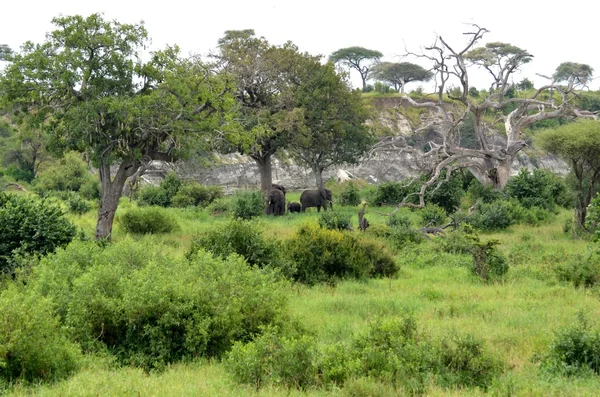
top-left (319, 187), bottom-right (327, 199)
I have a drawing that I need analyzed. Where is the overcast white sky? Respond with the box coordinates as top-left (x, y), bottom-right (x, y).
top-left (2, 0), bottom-right (599, 91)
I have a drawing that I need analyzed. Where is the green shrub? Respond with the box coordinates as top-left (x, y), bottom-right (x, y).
top-left (0, 285), bottom-right (81, 384)
top-left (387, 213), bottom-right (412, 229)
top-left (467, 180), bottom-right (504, 204)
top-left (555, 251), bottom-right (600, 288)
top-left (286, 224), bottom-right (398, 285)
top-left (419, 203), bottom-right (447, 227)
top-left (586, 194), bottom-right (600, 240)
top-left (231, 190), bottom-right (264, 220)
top-left (171, 182), bottom-right (223, 208)
top-left (371, 181), bottom-right (415, 206)
top-left (339, 182), bottom-right (362, 206)
top-left (136, 185), bottom-right (170, 207)
top-left (504, 168), bottom-right (569, 210)
top-left (119, 207), bottom-right (179, 234)
top-left (468, 199), bottom-right (523, 231)
top-left (64, 192), bottom-right (91, 215)
top-left (205, 197), bottom-right (231, 216)
top-left (29, 239), bottom-right (289, 371)
top-left (187, 219), bottom-right (295, 278)
top-left (436, 228), bottom-right (475, 255)
top-left (33, 152), bottom-right (96, 196)
top-left (318, 211), bottom-right (352, 231)
top-left (538, 314), bottom-right (600, 376)
top-left (469, 236), bottom-right (509, 281)
top-left (225, 328), bottom-right (318, 390)
top-left (386, 214), bottom-right (424, 246)
top-left (0, 193), bottom-right (76, 274)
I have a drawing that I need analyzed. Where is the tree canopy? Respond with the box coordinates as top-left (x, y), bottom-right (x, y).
top-left (370, 62), bottom-right (433, 92)
top-left (329, 46), bottom-right (382, 91)
top-left (536, 119), bottom-right (600, 227)
top-left (288, 61), bottom-right (374, 188)
top-left (0, 14), bottom-right (233, 239)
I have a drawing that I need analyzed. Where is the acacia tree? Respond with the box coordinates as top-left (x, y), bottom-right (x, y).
top-left (288, 61), bottom-right (374, 188)
top-left (215, 30), bottom-right (319, 194)
top-left (374, 25), bottom-right (597, 208)
top-left (329, 46), bottom-right (382, 91)
top-left (369, 62), bottom-right (433, 92)
top-left (536, 119), bottom-right (600, 227)
top-left (0, 14), bottom-right (232, 240)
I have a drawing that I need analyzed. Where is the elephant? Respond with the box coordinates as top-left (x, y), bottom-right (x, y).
top-left (300, 188), bottom-right (333, 212)
top-left (287, 201), bottom-right (301, 213)
top-left (271, 183), bottom-right (287, 195)
top-left (267, 188), bottom-right (286, 216)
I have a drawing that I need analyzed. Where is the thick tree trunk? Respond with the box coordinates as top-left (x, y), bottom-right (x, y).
top-left (495, 157), bottom-right (513, 189)
top-left (313, 165), bottom-right (325, 190)
top-left (252, 154), bottom-right (273, 195)
top-left (96, 160), bottom-right (139, 241)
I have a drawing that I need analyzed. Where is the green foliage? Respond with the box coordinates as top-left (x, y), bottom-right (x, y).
top-left (187, 219), bottom-right (294, 278)
top-left (0, 285), bottom-right (81, 384)
top-left (436, 227), bottom-right (476, 255)
top-left (468, 199), bottom-right (523, 231)
top-left (504, 168), bottom-right (569, 210)
top-left (386, 213), bottom-right (424, 246)
top-left (29, 239), bottom-right (289, 371)
top-left (205, 197), bottom-right (232, 216)
top-left (172, 182), bottom-right (223, 208)
top-left (64, 192), bottom-right (91, 215)
top-left (136, 185), bottom-right (170, 207)
top-left (286, 224), bottom-right (398, 285)
top-left (387, 213), bottom-right (412, 229)
top-left (318, 211), bottom-right (352, 231)
top-left (33, 152), bottom-right (97, 197)
top-left (469, 235), bottom-right (508, 281)
top-left (225, 328), bottom-right (318, 390)
top-left (370, 62), bottom-right (433, 91)
top-left (585, 194), bottom-right (600, 240)
top-left (371, 181), bottom-right (415, 206)
top-left (119, 207), bottom-right (179, 234)
top-left (338, 181), bottom-right (362, 206)
top-left (467, 179), bottom-right (505, 204)
top-left (555, 251), bottom-right (600, 288)
top-left (231, 190), bottom-right (264, 220)
top-left (419, 203), bottom-right (447, 227)
top-left (539, 313), bottom-right (600, 376)
top-left (0, 193), bottom-right (76, 274)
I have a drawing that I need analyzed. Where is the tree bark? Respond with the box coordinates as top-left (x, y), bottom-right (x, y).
top-left (251, 153), bottom-right (273, 203)
top-left (312, 165), bottom-right (325, 190)
top-left (495, 157), bottom-right (513, 189)
top-left (96, 160), bottom-right (140, 241)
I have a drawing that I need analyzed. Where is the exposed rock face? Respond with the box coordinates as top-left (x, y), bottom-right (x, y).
top-left (139, 98), bottom-right (570, 191)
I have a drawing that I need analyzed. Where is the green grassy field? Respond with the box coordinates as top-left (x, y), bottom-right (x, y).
top-left (5, 197), bottom-right (600, 396)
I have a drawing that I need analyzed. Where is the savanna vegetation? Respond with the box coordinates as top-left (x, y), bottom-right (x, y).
top-left (2, 12), bottom-right (600, 397)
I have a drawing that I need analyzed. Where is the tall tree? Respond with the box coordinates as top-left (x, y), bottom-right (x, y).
top-left (536, 119), bottom-right (600, 227)
top-left (215, 31), bottom-right (319, 194)
top-left (0, 14), bottom-right (232, 240)
top-left (373, 25), bottom-right (597, 209)
top-left (288, 61), bottom-right (374, 188)
top-left (329, 46), bottom-right (382, 91)
top-left (0, 44), bottom-right (11, 61)
top-left (369, 62), bottom-right (433, 92)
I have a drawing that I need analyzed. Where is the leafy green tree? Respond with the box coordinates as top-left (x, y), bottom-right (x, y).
top-left (329, 46), bottom-right (382, 91)
top-left (516, 78), bottom-right (534, 91)
top-left (536, 119), bottom-right (600, 227)
top-left (0, 14), bottom-right (232, 240)
top-left (215, 30), bottom-right (319, 194)
top-left (0, 44), bottom-right (11, 60)
top-left (288, 62), bottom-right (374, 188)
top-left (369, 62), bottom-right (432, 93)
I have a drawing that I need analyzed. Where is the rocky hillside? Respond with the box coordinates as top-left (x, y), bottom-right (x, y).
top-left (144, 96), bottom-right (569, 192)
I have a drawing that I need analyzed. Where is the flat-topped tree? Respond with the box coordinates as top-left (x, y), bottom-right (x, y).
top-left (370, 62), bottom-right (433, 92)
top-left (329, 46), bottom-right (382, 91)
top-left (0, 14), bottom-right (233, 240)
top-left (374, 24), bottom-right (597, 209)
top-left (215, 30), bottom-right (320, 194)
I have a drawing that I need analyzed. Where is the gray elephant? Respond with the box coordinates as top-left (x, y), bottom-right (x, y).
top-left (287, 201), bottom-right (301, 213)
top-left (267, 188), bottom-right (286, 216)
top-left (271, 183), bottom-right (286, 195)
top-left (300, 188), bottom-right (333, 212)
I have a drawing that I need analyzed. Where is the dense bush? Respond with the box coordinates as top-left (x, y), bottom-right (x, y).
top-left (425, 171), bottom-right (468, 214)
top-left (205, 197), bottom-right (232, 216)
top-left (318, 211), bottom-right (352, 230)
top-left (171, 182), bottom-right (223, 208)
top-left (419, 203), bottom-right (447, 227)
top-left (555, 251), bottom-right (600, 288)
top-left (286, 224), bottom-right (398, 285)
top-left (467, 180), bottom-right (505, 204)
top-left (0, 193), bottom-right (76, 274)
top-left (370, 181), bottom-right (415, 206)
top-left (435, 227), bottom-right (475, 255)
top-left (231, 190), bottom-right (265, 220)
top-left (28, 239), bottom-right (289, 371)
top-left (468, 199), bottom-right (523, 231)
top-left (469, 236), bottom-right (509, 281)
top-left (64, 191), bottom-right (91, 215)
top-left (33, 152), bottom-right (98, 198)
top-left (386, 213), bottom-right (424, 246)
top-left (538, 314), bottom-right (600, 376)
top-left (504, 168), bottom-right (570, 210)
top-left (0, 285), bottom-right (81, 384)
top-left (136, 171), bottom-right (181, 207)
top-left (338, 181), bottom-right (362, 206)
top-left (586, 194), bottom-right (600, 240)
top-left (187, 219), bottom-right (294, 278)
top-left (119, 206), bottom-right (179, 234)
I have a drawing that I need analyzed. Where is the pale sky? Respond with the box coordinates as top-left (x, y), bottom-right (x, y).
top-left (2, 0), bottom-right (599, 91)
